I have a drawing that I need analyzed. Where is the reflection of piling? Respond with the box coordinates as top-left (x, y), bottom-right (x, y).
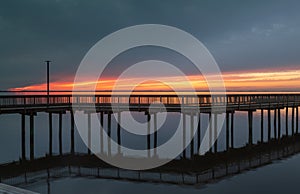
top-left (47, 168), bottom-right (50, 194)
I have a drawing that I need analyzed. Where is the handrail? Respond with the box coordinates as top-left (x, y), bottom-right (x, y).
top-left (0, 94), bottom-right (300, 108)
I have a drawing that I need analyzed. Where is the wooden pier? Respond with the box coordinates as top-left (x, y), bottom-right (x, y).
top-left (0, 94), bottom-right (300, 160)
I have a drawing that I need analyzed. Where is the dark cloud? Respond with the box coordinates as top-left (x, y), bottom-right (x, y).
top-left (0, 0), bottom-right (300, 89)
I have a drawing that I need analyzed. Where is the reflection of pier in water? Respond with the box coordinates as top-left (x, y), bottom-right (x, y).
top-left (0, 94), bottom-right (300, 190)
top-left (1, 135), bottom-right (300, 189)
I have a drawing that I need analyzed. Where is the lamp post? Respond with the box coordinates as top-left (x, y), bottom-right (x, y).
top-left (45, 60), bottom-right (51, 105)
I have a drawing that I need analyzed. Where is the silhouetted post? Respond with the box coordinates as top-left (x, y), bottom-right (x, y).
top-left (117, 112), bottom-right (121, 154)
top-left (231, 111), bottom-right (234, 148)
top-left (197, 113), bottom-right (201, 153)
top-left (209, 113), bottom-right (212, 152)
top-left (30, 113), bottom-right (34, 160)
top-left (100, 112), bottom-right (104, 154)
top-left (214, 113), bottom-right (218, 152)
top-left (286, 107), bottom-right (289, 136)
top-left (70, 111), bottom-right (75, 154)
top-left (147, 113), bottom-right (151, 158)
top-left (21, 113), bottom-right (26, 160)
top-left (59, 112), bottom-right (63, 155)
top-left (49, 112), bottom-right (52, 155)
top-left (226, 112), bottom-right (229, 151)
top-left (154, 113), bottom-right (158, 156)
top-left (190, 113), bottom-right (194, 156)
top-left (268, 109), bottom-right (271, 140)
top-left (107, 112), bottom-right (111, 156)
top-left (292, 107), bottom-right (295, 135)
top-left (278, 108), bottom-right (281, 139)
top-left (248, 111), bottom-right (253, 145)
top-left (296, 107), bottom-right (299, 134)
top-left (183, 113), bottom-right (186, 158)
top-left (274, 109), bottom-right (277, 139)
top-left (261, 109), bottom-right (264, 143)
top-left (45, 60), bottom-right (51, 106)
top-left (87, 113), bottom-right (91, 155)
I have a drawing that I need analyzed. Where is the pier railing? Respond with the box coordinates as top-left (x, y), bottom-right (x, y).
top-left (1, 94), bottom-right (300, 109)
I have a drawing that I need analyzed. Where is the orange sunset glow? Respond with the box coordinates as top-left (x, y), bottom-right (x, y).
top-left (10, 68), bottom-right (300, 92)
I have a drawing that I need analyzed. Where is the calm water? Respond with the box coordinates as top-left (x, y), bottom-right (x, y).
top-left (0, 108), bottom-right (299, 193)
top-left (23, 153), bottom-right (300, 194)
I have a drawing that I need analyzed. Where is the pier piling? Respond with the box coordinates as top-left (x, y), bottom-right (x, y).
top-left (30, 113), bottom-right (34, 160)
top-left (21, 114), bottom-right (26, 160)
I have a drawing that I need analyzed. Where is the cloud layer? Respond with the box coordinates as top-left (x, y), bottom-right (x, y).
top-left (1, 0), bottom-right (300, 90)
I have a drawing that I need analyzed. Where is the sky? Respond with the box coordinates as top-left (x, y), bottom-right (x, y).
top-left (1, 0), bottom-right (300, 91)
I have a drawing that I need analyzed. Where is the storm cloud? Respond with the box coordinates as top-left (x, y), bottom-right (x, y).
top-left (0, 0), bottom-right (300, 89)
